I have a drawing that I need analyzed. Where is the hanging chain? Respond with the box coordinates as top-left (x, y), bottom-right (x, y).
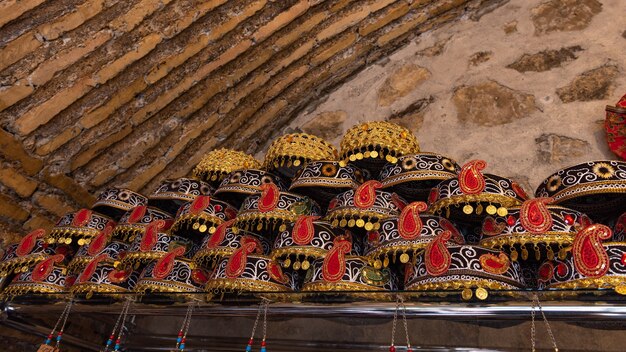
top-left (177, 302), bottom-right (196, 351)
top-left (41, 299), bottom-right (73, 348)
top-left (245, 301), bottom-right (265, 352)
top-left (104, 299), bottom-right (132, 352)
top-left (389, 296), bottom-right (400, 351)
top-left (535, 294), bottom-right (559, 351)
top-left (530, 295), bottom-right (537, 352)
top-left (399, 296), bottom-right (411, 350)
top-left (261, 299), bottom-right (270, 352)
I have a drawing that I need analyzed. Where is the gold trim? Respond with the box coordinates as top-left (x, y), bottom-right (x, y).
top-left (206, 278), bottom-right (292, 294)
top-left (172, 213), bottom-right (225, 233)
top-left (290, 177), bottom-right (359, 190)
top-left (480, 233), bottom-right (574, 249)
top-left (406, 278), bottom-right (523, 297)
top-left (193, 248), bottom-right (236, 265)
top-left (366, 242), bottom-right (428, 261)
top-left (270, 246), bottom-right (328, 261)
top-left (0, 254), bottom-right (47, 274)
top-left (135, 280), bottom-right (198, 293)
top-left (301, 281), bottom-right (391, 301)
top-left (70, 282), bottom-right (130, 295)
top-left (381, 170), bottom-right (456, 187)
top-left (2, 283), bottom-right (66, 299)
top-left (548, 180), bottom-right (626, 203)
top-left (429, 194), bottom-right (522, 214)
top-left (544, 276), bottom-right (626, 298)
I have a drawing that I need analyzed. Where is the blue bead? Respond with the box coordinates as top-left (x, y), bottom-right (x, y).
top-left (45, 339), bottom-right (51, 344)
top-left (180, 343), bottom-right (185, 349)
top-left (246, 345), bottom-right (252, 351)
top-left (56, 336), bottom-right (62, 342)
top-left (177, 337), bottom-right (182, 343)
top-left (261, 347), bottom-right (266, 352)
top-left (106, 340), bottom-right (112, 345)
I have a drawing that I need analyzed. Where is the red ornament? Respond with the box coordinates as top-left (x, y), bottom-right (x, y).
top-left (354, 180), bottom-right (382, 209)
top-left (292, 215), bottom-right (319, 246)
top-left (511, 182), bottom-right (529, 200)
top-left (16, 229), bottom-right (46, 257)
top-left (398, 202), bottom-right (427, 240)
top-left (506, 215), bottom-right (516, 227)
top-left (557, 263), bottom-right (567, 277)
top-left (127, 206), bottom-right (147, 224)
top-left (190, 195), bottom-right (211, 214)
top-left (258, 183), bottom-right (279, 212)
top-left (427, 187), bottom-right (439, 204)
top-left (88, 225), bottom-right (114, 256)
top-left (519, 198), bottom-right (553, 234)
top-left (458, 160), bottom-right (487, 195)
top-left (564, 214), bottom-right (574, 225)
top-left (482, 217), bottom-right (505, 236)
top-left (207, 219), bottom-right (235, 248)
top-left (140, 220), bottom-right (167, 252)
top-left (32, 254), bottom-right (65, 282)
top-left (479, 252), bottom-right (510, 274)
top-left (153, 246), bottom-right (186, 280)
top-left (424, 230), bottom-right (452, 276)
top-left (322, 238), bottom-right (352, 282)
top-left (78, 254), bottom-right (108, 283)
top-left (572, 224), bottom-right (612, 278)
top-left (72, 209), bottom-right (92, 227)
top-left (191, 269), bottom-right (210, 285)
top-left (225, 240), bottom-right (258, 279)
top-left (108, 268), bottom-right (131, 284)
top-left (440, 218), bottom-right (463, 244)
top-left (268, 260), bottom-right (289, 284)
top-left (605, 93), bottom-right (626, 160)
top-left (538, 262), bottom-right (554, 282)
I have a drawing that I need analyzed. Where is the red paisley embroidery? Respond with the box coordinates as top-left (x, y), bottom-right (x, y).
top-left (404, 264), bottom-right (414, 285)
top-left (108, 268), bottom-right (131, 284)
top-left (354, 180), bottom-right (383, 209)
top-left (78, 254), bottom-right (108, 283)
top-left (292, 215), bottom-right (320, 245)
top-left (398, 202), bottom-right (428, 240)
top-left (511, 182), bottom-right (529, 200)
top-left (32, 254), bottom-right (65, 282)
top-left (258, 183), bottom-right (279, 212)
top-left (72, 209), bottom-right (92, 227)
top-left (190, 195), bottom-right (211, 215)
top-left (87, 224), bottom-right (114, 256)
top-left (225, 240), bottom-right (258, 278)
top-left (538, 262), bottom-right (554, 283)
top-left (268, 260), bottom-right (289, 284)
top-left (427, 187), bottom-right (439, 204)
top-left (127, 205), bottom-right (148, 224)
top-left (479, 252), bottom-right (510, 275)
top-left (391, 193), bottom-right (407, 210)
top-left (240, 236), bottom-right (263, 254)
top-left (207, 219), bottom-right (235, 248)
top-left (572, 224), bottom-right (612, 278)
top-left (458, 160), bottom-right (487, 195)
top-left (16, 229), bottom-right (46, 257)
top-left (322, 238), bottom-right (352, 282)
top-left (440, 218), bottom-right (464, 244)
top-left (425, 230), bottom-right (452, 276)
top-left (191, 269), bottom-right (210, 285)
top-left (519, 197), bottom-right (554, 234)
top-left (153, 246), bottom-right (186, 280)
top-left (482, 217), bottom-right (505, 236)
top-left (140, 220), bottom-right (167, 252)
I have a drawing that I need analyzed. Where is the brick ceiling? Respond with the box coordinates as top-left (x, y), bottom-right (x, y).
top-left (0, 0), bottom-right (499, 236)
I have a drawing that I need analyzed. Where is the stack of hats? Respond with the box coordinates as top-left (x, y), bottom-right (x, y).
top-left (3, 115), bottom-right (626, 303)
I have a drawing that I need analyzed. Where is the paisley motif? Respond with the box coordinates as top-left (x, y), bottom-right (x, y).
top-left (108, 268), bottom-right (131, 284)
top-left (87, 224), bottom-right (114, 256)
top-left (127, 205), bottom-right (148, 224)
top-left (153, 246), bottom-right (186, 280)
top-left (428, 187), bottom-right (439, 204)
top-left (398, 202), bottom-right (428, 240)
top-left (519, 197), bottom-right (554, 234)
top-left (268, 260), bottom-right (289, 284)
top-left (391, 193), bottom-right (407, 211)
top-left (479, 252), bottom-right (510, 275)
top-left (225, 240), bottom-right (258, 279)
top-left (140, 220), bottom-right (167, 252)
top-left (322, 238), bottom-right (352, 282)
top-left (240, 236), bottom-right (264, 255)
top-left (482, 217), bottom-right (505, 236)
top-left (32, 254), bottom-right (65, 282)
top-left (440, 218), bottom-right (463, 244)
top-left (538, 262), bottom-right (554, 283)
top-left (16, 229), bottom-right (46, 257)
top-left (258, 182), bottom-right (280, 212)
top-left (191, 269), bottom-right (210, 285)
top-left (511, 182), bottom-right (529, 200)
top-left (206, 219), bottom-right (236, 248)
top-left (292, 215), bottom-right (320, 245)
top-left (572, 224), bottom-right (612, 278)
top-left (190, 195), bottom-right (211, 214)
top-left (424, 230), bottom-right (452, 276)
top-left (72, 209), bottom-right (92, 227)
top-left (354, 180), bottom-right (383, 209)
top-left (78, 254), bottom-right (108, 283)
top-left (458, 160), bottom-right (487, 195)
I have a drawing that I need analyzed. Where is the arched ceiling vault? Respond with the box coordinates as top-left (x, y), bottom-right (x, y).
top-left (0, 0), bottom-right (503, 233)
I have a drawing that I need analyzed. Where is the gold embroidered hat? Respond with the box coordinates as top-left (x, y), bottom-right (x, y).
top-left (379, 153), bottom-right (461, 202)
top-left (538, 224), bottom-right (626, 296)
top-left (215, 169), bottom-right (288, 208)
top-left (364, 202), bottom-right (465, 268)
top-left (340, 121), bottom-right (420, 175)
top-left (47, 208), bottom-right (118, 246)
top-left (301, 237), bottom-right (397, 300)
top-left (149, 177), bottom-right (214, 215)
top-left (405, 231), bottom-right (526, 300)
top-left (289, 160), bottom-right (365, 209)
top-left (535, 160), bottom-right (626, 219)
top-left (480, 198), bottom-right (592, 262)
top-left (234, 182), bottom-right (322, 237)
top-left (324, 180), bottom-right (407, 235)
top-left (193, 220), bottom-right (271, 269)
top-left (112, 205), bottom-right (174, 244)
top-left (67, 224), bottom-right (119, 273)
top-left (92, 187), bottom-right (148, 221)
top-left (170, 195), bottom-right (238, 242)
top-left (264, 133), bottom-right (339, 179)
top-left (428, 160), bottom-right (528, 223)
top-left (271, 216), bottom-right (361, 270)
top-left (206, 237), bottom-right (298, 299)
top-left (192, 148), bottom-right (261, 186)
top-left (0, 229), bottom-right (56, 277)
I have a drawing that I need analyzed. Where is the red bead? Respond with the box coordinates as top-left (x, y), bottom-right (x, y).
top-left (249, 338), bottom-right (254, 344)
top-left (390, 346), bottom-right (396, 352)
top-left (181, 338), bottom-right (186, 343)
top-left (215, 205), bottom-right (222, 211)
top-left (178, 331), bottom-right (183, 336)
top-left (48, 334), bottom-right (53, 339)
top-left (116, 339), bottom-right (121, 344)
top-left (261, 341), bottom-right (266, 347)
top-left (557, 263), bottom-right (567, 276)
top-left (507, 216), bottom-right (515, 226)
top-left (110, 334), bottom-right (115, 339)
top-left (58, 332), bottom-right (63, 336)
top-left (564, 215), bottom-right (574, 225)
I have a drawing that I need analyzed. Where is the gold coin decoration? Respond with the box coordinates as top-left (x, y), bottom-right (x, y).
top-left (399, 253), bottom-right (410, 264)
top-left (475, 287), bottom-right (488, 300)
top-left (356, 219), bottom-right (365, 228)
top-left (497, 207), bottom-right (508, 217)
top-left (209, 226), bottom-right (217, 234)
top-left (301, 260), bottom-right (310, 270)
top-left (370, 151), bottom-right (379, 158)
top-left (547, 248), bottom-right (555, 260)
top-left (383, 256), bottom-right (390, 268)
top-left (510, 250), bottom-right (518, 262)
top-left (339, 219), bottom-right (348, 227)
top-left (293, 261), bottom-right (301, 270)
top-left (486, 205), bottom-right (497, 215)
top-left (461, 288), bottom-right (473, 301)
top-left (616, 286), bottom-right (626, 295)
top-left (373, 260), bottom-right (382, 269)
top-left (521, 247), bottom-right (529, 260)
top-left (293, 159), bottom-right (301, 166)
top-left (199, 224), bottom-right (208, 233)
top-left (282, 258), bottom-right (291, 268)
top-left (192, 223), bottom-right (200, 230)
top-left (347, 219), bottom-right (356, 227)
top-left (463, 205), bottom-right (473, 214)
top-left (476, 204), bottom-right (483, 215)
top-left (364, 222), bottom-right (374, 231)
top-left (279, 224), bottom-right (287, 232)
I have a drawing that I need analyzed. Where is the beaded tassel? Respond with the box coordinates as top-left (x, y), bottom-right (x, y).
top-left (41, 300), bottom-right (72, 350)
top-left (104, 299), bottom-right (132, 352)
top-left (244, 299), bottom-right (270, 351)
top-left (389, 296), bottom-right (413, 351)
top-left (175, 302), bottom-right (195, 351)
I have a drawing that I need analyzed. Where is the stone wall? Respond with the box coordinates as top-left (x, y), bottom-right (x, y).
top-left (286, 0), bottom-right (626, 194)
top-left (0, 0), bottom-right (503, 234)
